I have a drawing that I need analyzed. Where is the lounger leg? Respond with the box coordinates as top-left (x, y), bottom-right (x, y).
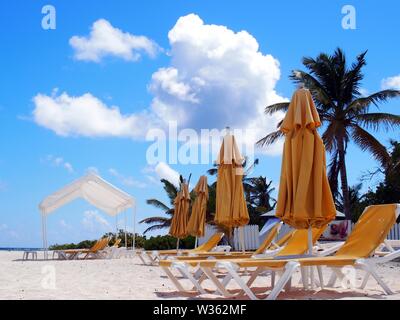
top-left (246, 267), bottom-right (262, 287)
top-left (138, 253), bottom-right (149, 265)
top-left (59, 252), bottom-right (67, 260)
top-left (162, 267), bottom-right (187, 293)
top-left (174, 263), bottom-right (206, 295)
top-left (193, 268), bottom-right (203, 280)
top-left (266, 262), bottom-right (300, 300)
top-left (300, 267), bottom-right (308, 289)
top-left (284, 277), bottom-right (292, 292)
top-left (317, 266), bottom-right (324, 290)
top-left (202, 267), bottom-right (235, 298)
top-left (271, 271), bottom-right (275, 288)
top-left (197, 273), bottom-right (208, 285)
top-left (222, 263), bottom-right (258, 300)
top-left (360, 272), bottom-right (370, 289)
top-left (221, 273), bottom-right (233, 287)
top-left (356, 260), bottom-right (394, 295)
top-left (327, 268), bottom-right (339, 287)
top-left (211, 273), bottom-right (233, 295)
top-left (142, 253), bottom-right (154, 265)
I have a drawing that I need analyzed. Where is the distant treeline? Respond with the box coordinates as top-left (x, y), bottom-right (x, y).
top-left (49, 229), bottom-right (196, 250)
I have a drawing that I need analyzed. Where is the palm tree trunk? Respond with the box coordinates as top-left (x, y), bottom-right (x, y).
top-left (338, 139), bottom-right (351, 219)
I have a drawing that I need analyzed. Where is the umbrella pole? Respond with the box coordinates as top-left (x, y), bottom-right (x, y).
top-left (239, 227), bottom-right (245, 252)
top-left (195, 236), bottom-right (198, 248)
top-left (308, 227), bottom-right (314, 289)
top-left (176, 238), bottom-right (180, 250)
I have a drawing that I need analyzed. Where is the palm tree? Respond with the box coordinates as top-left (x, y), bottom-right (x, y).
top-left (141, 175), bottom-right (213, 234)
top-left (335, 183), bottom-right (366, 222)
top-left (244, 176), bottom-right (277, 227)
top-left (139, 178), bottom-right (179, 234)
top-left (207, 157), bottom-right (259, 176)
top-left (258, 48), bottom-right (400, 219)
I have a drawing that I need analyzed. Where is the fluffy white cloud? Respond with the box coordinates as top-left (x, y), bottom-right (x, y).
top-left (382, 75), bottom-right (400, 90)
top-left (154, 162), bottom-right (181, 187)
top-left (33, 92), bottom-right (157, 138)
top-left (82, 210), bottom-right (111, 232)
top-left (42, 155), bottom-right (74, 173)
top-left (70, 19), bottom-right (160, 62)
top-left (33, 14), bottom-right (285, 155)
top-left (108, 168), bottom-right (147, 188)
top-left (148, 14), bottom-right (286, 154)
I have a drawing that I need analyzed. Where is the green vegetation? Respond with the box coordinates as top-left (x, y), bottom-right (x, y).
top-left (348, 140), bottom-right (400, 222)
top-left (143, 235), bottom-right (195, 250)
top-left (49, 230), bottom-right (146, 250)
top-left (49, 239), bottom-right (97, 250)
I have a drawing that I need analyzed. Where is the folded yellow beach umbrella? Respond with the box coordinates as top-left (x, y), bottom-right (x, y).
top-left (187, 176), bottom-right (208, 238)
top-left (275, 88), bottom-right (336, 230)
top-left (169, 182), bottom-right (190, 240)
top-left (214, 132), bottom-right (249, 250)
top-left (275, 88), bottom-right (336, 286)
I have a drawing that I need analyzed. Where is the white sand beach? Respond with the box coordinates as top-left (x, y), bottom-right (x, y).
top-left (0, 251), bottom-right (399, 300)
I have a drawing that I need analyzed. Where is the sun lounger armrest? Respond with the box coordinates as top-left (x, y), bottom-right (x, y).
top-left (369, 248), bottom-right (400, 264)
top-left (211, 245), bottom-right (231, 252)
top-left (316, 242), bottom-right (344, 257)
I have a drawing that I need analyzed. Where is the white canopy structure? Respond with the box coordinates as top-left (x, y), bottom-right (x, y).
top-left (39, 174), bottom-right (136, 259)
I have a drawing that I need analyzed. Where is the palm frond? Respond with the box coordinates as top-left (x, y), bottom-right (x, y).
top-left (139, 216), bottom-right (170, 224)
top-left (145, 199), bottom-right (170, 212)
top-left (347, 90), bottom-right (400, 113)
top-left (143, 223), bottom-right (170, 234)
top-left (256, 130), bottom-right (284, 147)
top-left (290, 70), bottom-right (333, 107)
top-left (321, 121), bottom-right (340, 153)
top-left (160, 178), bottom-right (179, 203)
top-left (350, 125), bottom-right (390, 167)
top-left (354, 113), bottom-right (400, 131)
top-left (207, 167), bottom-right (218, 176)
top-left (327, 150), bottom-right (340, 198)
top-left (341, 50), bottom-right (367, 101)
top-left (265, 102), bottom-right (289, 115)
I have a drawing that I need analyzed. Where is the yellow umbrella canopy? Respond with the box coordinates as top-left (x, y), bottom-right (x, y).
top-left (169, 182), bottom-right (190, 239)
top-left (214, 133), bottom-right (249, 228)
top-left (187, 176), bottom-right (209, 238)
top-left (276, 88), bottom-right (336, 229)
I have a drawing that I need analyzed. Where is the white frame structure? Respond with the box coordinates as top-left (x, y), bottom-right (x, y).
top-left (39, 173), bottom-right (136, 259)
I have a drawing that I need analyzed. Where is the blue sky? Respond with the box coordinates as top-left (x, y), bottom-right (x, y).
top-left (0, 0), bottom-right (399, 247)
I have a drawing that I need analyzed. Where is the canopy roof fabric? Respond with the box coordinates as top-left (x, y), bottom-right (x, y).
top-left (39, 174), bottom-right (135, 216)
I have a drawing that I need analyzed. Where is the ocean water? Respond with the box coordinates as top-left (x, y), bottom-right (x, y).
top-left (0, 248), bottom-right (42, 251)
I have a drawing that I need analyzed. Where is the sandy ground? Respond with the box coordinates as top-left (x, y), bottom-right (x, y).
top-left (0, 250), bottom-right (399, 300)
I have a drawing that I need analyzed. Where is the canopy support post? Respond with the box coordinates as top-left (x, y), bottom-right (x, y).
top-left (132, 204), bottom-right (136, 251)
top-left (124, 211), bottom-right (127, 249)
top-left (41, 211), bottom-right (48, 260)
